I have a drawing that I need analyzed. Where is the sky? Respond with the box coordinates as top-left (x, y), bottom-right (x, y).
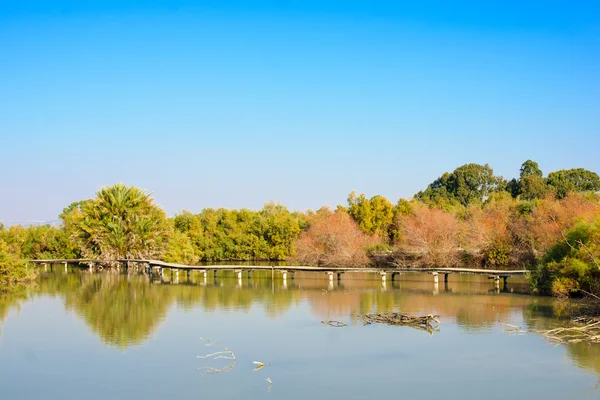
top-left (1, 0), bottom-right (599, 223)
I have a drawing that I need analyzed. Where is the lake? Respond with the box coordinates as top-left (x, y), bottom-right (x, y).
top-left (0, 269), bottom-right (598, 399)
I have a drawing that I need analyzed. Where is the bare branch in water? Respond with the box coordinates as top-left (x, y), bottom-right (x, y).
top-left (197, 337), bottom-right (236, 375)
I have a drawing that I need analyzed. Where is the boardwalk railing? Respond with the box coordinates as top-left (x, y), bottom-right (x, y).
top-left (28, 258), bottom-right (527, 287)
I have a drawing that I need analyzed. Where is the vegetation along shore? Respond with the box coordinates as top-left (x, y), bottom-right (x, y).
top-left (1, 160), bottom-right (599, 303)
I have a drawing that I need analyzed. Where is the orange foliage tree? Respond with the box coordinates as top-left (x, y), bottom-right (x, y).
top-left (393, 204), bottom-right (463, 268)
top-left (293, 209), bottom-right (380, 267)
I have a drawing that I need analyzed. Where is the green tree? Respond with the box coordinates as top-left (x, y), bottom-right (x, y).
top-left (520, 160), bottom-right (543, 179)
top-left (547, 168), bottom-right (600, 199)
top-left (65, 184), bottom-right (170, 259)
top-left (519, 175), bottom-right (549, 201)
top-left (506, 178), bottom-right (520, 198)
top-left (417, 163), bottom-right (502, 206)
top-left (529, 216), bottom-right (600, 297)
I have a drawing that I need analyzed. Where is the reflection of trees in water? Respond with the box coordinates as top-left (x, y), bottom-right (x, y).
top-left (522, 301), bottom-right (600, 378)
top-left (33, 272), bottom-right (302, 348)
top-left (37, 273), bottom-right (171, 349)
top-left (2, 271), bottom-right (597, 381)
top-left (565, 343), bottom-right (600, 378)
top-left (0, 285), bottom-right (31, 336)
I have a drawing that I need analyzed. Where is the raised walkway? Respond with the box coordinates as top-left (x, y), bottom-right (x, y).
top-left (29, 258), bottom-right (527, 287)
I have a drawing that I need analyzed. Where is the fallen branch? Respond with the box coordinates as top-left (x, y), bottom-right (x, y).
top-left (358, 312), bottom-right (440, 334)
top-left (534, 318), bottom-right (600, 344)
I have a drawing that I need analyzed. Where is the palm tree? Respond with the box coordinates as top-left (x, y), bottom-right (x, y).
top-left (73, 184), bottom-right (170, 259)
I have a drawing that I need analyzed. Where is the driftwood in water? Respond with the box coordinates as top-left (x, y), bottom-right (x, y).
top-left (502, 317), bottom-right (600, 344)
top-left (535, 318), bottom-right (600, 344)
top-left (358, 312), bottom-right (440, 334)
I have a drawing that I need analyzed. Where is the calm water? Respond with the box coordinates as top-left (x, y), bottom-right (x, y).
top-left (1, 269), bottom-right (599, 400)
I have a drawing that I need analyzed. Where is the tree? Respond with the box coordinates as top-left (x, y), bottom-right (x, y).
top-left (417, 163), bottom-right (502, 206)
top-left (347, 192), bottom-right (394, 239)
top-left (520, 160), bottom-right (543, 179)
top-left (66, 184), bottom-right (170, 259)
top-left (394, 204), bottom-right (462, 268)
top-left (529, 215), bottom-right (600, 297)
top-left (519, 175), bottom-right (549, 201)
top-left (547, 168), bottom-right (600, 199)
top-left (293, 210), bottom-right (379, 267)
top-left (506, 178), bottom-right (520, 198)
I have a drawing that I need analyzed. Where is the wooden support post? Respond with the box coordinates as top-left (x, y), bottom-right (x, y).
top-left (281, 270), bottom-right (287, 280)
top-left (187, 270), bottom-right (191, 280)
top-left (213, 270), bottom-right (217, 279)
top-left (64, 262), bottom-right (68, 273)
top-left (327, 272), bottom-right (334, 281)
top-left (247, 270), bottom-right (252, 279)
top-left (391, 272), bottom-right (397, 282)
top-left (291, 271), bottom-right (295, 280)
top-left (380, 272), bottom-right (387, 282)
top-left (88, 263), bottom-right (93, 273)
top-left (432, 272), bottom-right (439, 283)
top-left (42, 263), bottom-right (47, 272)
top-left (444, 273), bottom-right (449, 283)
top-left (503, 276), bottom-right (508, 290)
top-left (236, 270), bottom-right (243, 279)
top-left (337, 272), bottom-right (343, 281)
top-left (494, 275), bottom-right (500, 289)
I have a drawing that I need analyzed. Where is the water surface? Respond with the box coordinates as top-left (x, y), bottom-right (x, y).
top-left (0, 270), bottom-right (598, 399)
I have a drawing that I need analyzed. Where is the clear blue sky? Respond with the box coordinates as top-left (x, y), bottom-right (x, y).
top-left (1, 0), bottom-right (599, 223)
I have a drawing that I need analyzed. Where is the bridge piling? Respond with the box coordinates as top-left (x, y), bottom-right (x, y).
top-left (432, 272), bottom-right (439, 283)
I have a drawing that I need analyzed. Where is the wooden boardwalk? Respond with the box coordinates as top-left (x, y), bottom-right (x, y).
top-left (29, 258), bottom-right (527, 287)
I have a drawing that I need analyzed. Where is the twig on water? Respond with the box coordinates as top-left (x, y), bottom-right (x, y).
top-left (253, 361), bottom-right (269, 372)
top-left (197, 337), bottom-right (236, 375)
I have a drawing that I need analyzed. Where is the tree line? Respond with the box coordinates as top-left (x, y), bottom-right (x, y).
top-left (1, 160), bottom-right (599, 298)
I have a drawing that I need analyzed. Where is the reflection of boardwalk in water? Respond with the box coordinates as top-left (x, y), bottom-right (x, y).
top-left (30, 258), bottom-right (527, 292)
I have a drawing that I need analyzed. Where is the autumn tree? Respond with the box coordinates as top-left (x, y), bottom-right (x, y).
top-left (293, 210), bottom-right (379, 267)
top-left (393, 204), bottom-right (463, 268)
